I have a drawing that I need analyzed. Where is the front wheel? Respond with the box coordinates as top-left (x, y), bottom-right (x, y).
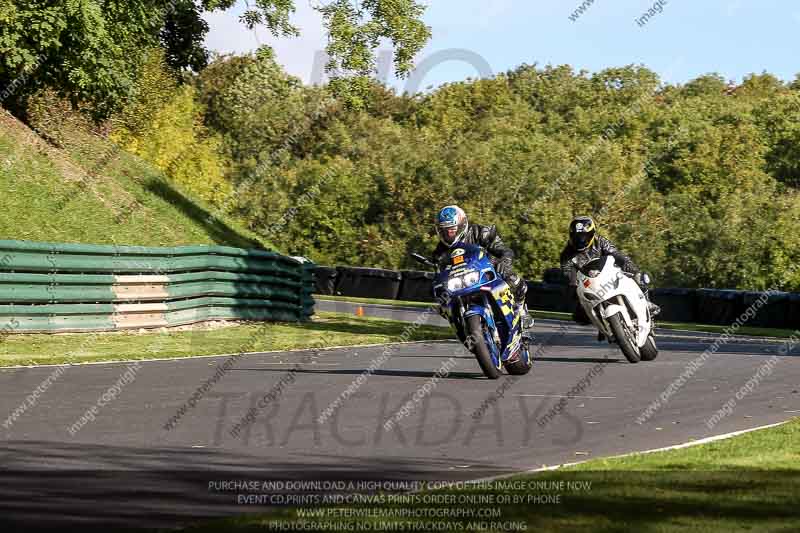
top-left (505, 341), bottom-right (532, 376)
top-left (608, 313), bottom-right (641, 364)
top-left (640, 333), bottom-right (658, 361)
top-left (465, 315), bottom-right (501, 379)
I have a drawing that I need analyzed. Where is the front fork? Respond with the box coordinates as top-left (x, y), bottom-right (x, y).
top-left (441, 295), bottom-right (468, 344)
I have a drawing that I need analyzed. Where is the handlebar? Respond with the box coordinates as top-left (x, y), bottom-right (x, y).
top-left (410, 252), bottom-right (435, 268)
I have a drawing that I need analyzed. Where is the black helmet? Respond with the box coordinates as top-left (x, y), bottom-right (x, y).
top-left (569, 216), bottom-right (596, 251)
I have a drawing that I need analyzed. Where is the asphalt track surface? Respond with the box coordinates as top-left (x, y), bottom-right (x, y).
top-left (1, 299), bottom-right (799, 528)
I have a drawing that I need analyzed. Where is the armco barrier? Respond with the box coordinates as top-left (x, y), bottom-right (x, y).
top-left (526, 282), bottom-right (570, 312)
top-left (313, 263), bottom-right (800, 330)
top-left (695, 289), bottom-right (743, 326)
top-left (313, 266), bottom-right (338, 295)
top-left (786, 293), bottom-right (800, 330)
top-left (0, 240), bottom-right (314, 332)
top-left (650, 288), bottom-right (697, 323)
top-left (542, 268), bottom-right (568, 285)
top-left (743, 291), bottom-right (790, 329)
top-left (398, 270), bottom-right (435, 302)
top-left (334, 267), bottom-right (401, 299)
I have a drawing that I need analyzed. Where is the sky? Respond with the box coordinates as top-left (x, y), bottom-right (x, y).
top-left (203, 0), bottom-right (800, 92)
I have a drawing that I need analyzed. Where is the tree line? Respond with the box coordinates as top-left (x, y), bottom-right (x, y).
top-left (3, 2), bottom-right (800, 290)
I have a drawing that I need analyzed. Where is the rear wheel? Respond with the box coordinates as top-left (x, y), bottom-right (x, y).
top-left (608, 314), bottom-right (641, 364)
top-left (465, 315), bottom-right (501, 379)
top-left (640, 334), bottom-right (658, 361)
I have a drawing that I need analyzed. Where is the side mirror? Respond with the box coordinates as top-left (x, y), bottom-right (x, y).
top-left (410, 252), bottom-right (435, 267)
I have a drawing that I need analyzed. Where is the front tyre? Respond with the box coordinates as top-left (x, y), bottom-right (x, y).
top-left (608, 313), bottom-right (641, 364)
top-left (505, 342), bottom-right (532, 376)
top-left (465, 315), bottom-right (501, 379)
top-left (640, 333), bottom-right (658, 361)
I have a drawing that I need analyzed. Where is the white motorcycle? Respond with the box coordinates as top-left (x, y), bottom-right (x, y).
top-left (575, 256), bottom-right (658, 363)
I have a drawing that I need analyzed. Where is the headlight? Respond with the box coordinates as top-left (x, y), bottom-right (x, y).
top-left (583, 292), bottom-right (600, 302)
top-left (447, 276), bottom-right (463, 292)
top-left (463, 270), bottom-right (480, 286)
top-left (447, 270), bottom-right (480, 291)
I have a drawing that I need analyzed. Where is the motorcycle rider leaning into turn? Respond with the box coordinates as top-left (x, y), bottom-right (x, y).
top-left (560, 215), bottom-right (660, 337)
top-left (433, 205), bottom-right (533, 329)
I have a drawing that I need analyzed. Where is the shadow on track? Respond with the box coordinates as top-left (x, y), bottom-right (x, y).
top-left (535, 356), bottom-right (625, 364)
top-left (229, 367), bottom-right (486, 379)
top-left (0, 440), bottom-right (518, 530)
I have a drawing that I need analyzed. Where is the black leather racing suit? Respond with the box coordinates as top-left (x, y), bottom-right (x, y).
top-left (559, 235), bottom-right (642, 323)
top-left (433, 224), bottom-right (527, 304)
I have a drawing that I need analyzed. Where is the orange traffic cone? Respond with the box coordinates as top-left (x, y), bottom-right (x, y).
top-left (356, 306), bottom-right (364, 317)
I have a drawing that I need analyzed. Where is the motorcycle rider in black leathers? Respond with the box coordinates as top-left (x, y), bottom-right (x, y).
top-left (433, 205), bottom-right (532, 329)
top-left (560, 215), bottom-right (660, 331)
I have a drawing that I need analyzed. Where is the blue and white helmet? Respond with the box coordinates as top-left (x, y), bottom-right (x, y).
top-left (436, 205), bottom-right (468, 247)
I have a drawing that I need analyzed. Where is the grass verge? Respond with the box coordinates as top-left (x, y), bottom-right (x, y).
top-left (317, 295), bottom-right (434, 308)
top-left (319, 295), bottom-right (571, 321)
top-left (183, 418), bottom-right (800, 533)
top-left (0, 312), bottom-right (451, 367)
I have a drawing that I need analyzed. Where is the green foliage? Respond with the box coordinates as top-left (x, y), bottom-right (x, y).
top-left (318, 0), bottom-right (431, 107)
top-left (3, 0), bottom-right (799, 292)
top-left (2, 1), bottom-right (430, 118)
top-left (112, 49), bottom-right (232, 205)
top-left (25, 88), bottom-right (95, 148)
top-left (192, 58), bottom-right (800, 291)
top-left (212, 48), bottom-right (314, 169)
top-left (0, 0), bottom-right (163, 117)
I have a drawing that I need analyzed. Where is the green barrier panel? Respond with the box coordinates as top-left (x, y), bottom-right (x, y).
top-left (301, 261), bottom-right (316, 317)
top-left (0, 285), bottom-right (116, 303)
top-left (0, 273), bottom-right (116, 285)
top-left (165, 306), bottom-right (301, 326)
top-left (165, 281), bottom-right (301, 303)
top-left (0, 253), bottom-right (301, 275)
top-left (165, 297), bottom-right (302, 312)
top-left (0, 239), bottom-right (299, 263)
top-left (0, 240), bottom-right (293, 260)
top-left (49, 314), bottom-right (117, 331)
top-left (166, 271), bottom-right (301, 288)
top-left (0, 239), bottom-right (308, 331)
top-left (0, 303), bottom-right (115, 316)
top-left (12, 314), bottom-right (116, 332)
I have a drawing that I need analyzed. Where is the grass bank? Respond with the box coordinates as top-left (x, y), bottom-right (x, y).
top-left (0, 108), bottom-right (260, 248)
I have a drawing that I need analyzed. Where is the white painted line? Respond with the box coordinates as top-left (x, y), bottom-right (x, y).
top-left (517, 394), bottom-right (616, 400)
top-left (0, 339), bottom-right (451, 370)
top-left (256, 362), bottom-right (341, 366)
top-left (465, 420), bottom-right (791, 486)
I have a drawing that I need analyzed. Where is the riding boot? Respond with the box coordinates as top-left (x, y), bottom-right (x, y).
top-left (642, 288), bottom-right (661, 317)
top-left (511, 279), bottom-right (532, 330)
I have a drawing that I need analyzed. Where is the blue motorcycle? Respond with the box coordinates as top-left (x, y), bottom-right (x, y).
top-left (412, 243), bottom-right (533, 379)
